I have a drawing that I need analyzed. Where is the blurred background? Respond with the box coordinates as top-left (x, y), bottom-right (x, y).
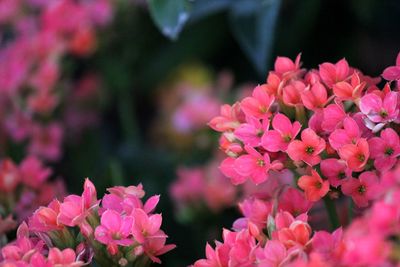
top-left (1, 0), bottom-right (399, 265)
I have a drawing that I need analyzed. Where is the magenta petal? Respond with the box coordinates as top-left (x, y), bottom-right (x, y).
top-left (382, 66), bottom-right (400, 81)
top-left (234, 155), bottom-right (256, 177)
top-left (262, 130), bottom-right (284, 152)
top-left (101, 210), bottom-right (121, 232)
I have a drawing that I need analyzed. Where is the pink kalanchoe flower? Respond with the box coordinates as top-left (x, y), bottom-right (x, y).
top-left (298, 169), bottom-right (329, 202)
top-left (328, 117), bottom-right (361, 150)
top-left (359, 91), bottom-right (399, 126)
top-left (312, 228), bottom-right (344, 262)
top-left (255, 240), bottom-right (288, 267)
top-left (300, 82), bottom-right (328, 110)
top-left (278, 188), bottom-right (312, 216)
top-left (382, 52), bottom-right (400, 81)
top-left (143, 233), bottom-right (177, 264)
top-left (274, 212), bottom-right (312, 249)
top-left (274, 53), bottom-right (302, 76)
top-left (234, 146), bottom-right (271, 184)
top-left (94, 210), bottom-right (134, 255)
top-left (261, 113), bottom-right (301, 152)
top-left (321, 103), bottom-right (347, 133)
top-left (338, 139), bottom-right (369, 172)
top-left (332, 72), bottom-right (366, 102)
top-left (29, 199), bottom-right (63, 232)
top-left (219, 157), bottom-right (247, 185)
top-left (287, 128), bottom-right (326, 166)
top-left (341, 171), bottom-right (379, 207)
top-left (368, 128), bottom-right (400, 171)
top-left (209, 103), bottom-right (243, 132)
top-left (234, 116), bottom-right (269, 147)
top-left (19, 156), bottom-right (52, 189)
top-left (47, 247), bottom-right (84, 266)
top-left (233, 198), bottom-right (272, 233)
top-left (131, 209), bottom-right (164, 244)
top-left (319, 58), bottom-right (350, 87)
top-left (240, 85), bottom-right (275, 120)
top-left (320, 159), bottom-right (351, 187)
top-left (282, 80), bottom-right (306, 107)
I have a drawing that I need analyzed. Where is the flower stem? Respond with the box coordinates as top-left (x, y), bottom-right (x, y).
top-left (323, 196), bottom-right (340, 229)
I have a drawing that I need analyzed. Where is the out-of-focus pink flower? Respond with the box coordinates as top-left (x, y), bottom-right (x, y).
top-left (261, 113), bottom-right (301, 152)
top-left (233, 198), bottom-right (272, 233)
top-left (382, 52), bottom-right (400, 81)
top-left (338, 139), bottom-right (369, 172)
top-left (0, 159), bottom-right (20, 192)
top-left (278, 188), bottom-right (312, 216)
top-left (298, 169), bottom-right (329, 202)
top-left (368, 128), bottom-right (400, 171)
top-left (341, 172), bottom-right (379, 207)
top-left (29, 123), bottom-right (63, 161)
top-left (19, 156), bottom-right (52, 188)
top-left (287, 128), bottom-right (326, 166)
top-left (94, 210), bottom-right (134, 255)
top-left (319, 58), bottom-right (350, 87)
top-left (255, 240), bottom-right (288, 267)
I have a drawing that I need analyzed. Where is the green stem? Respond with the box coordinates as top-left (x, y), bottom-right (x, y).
top-left (323, 196), bottom-right (340, 229)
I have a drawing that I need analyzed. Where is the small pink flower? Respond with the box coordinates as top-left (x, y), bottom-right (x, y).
top-left (368, 128), bottom-right (400, 171)
top-left (320, 159), bottom-right (351, 187)
top-left (261, 113), bottom-right (301, 152)
top-left (19, 156), bottom-right (52, 189)
top-left (278, 188), bottom-right (312, 216)
top-left (274, 53), bottom-right (302, 76)
top-left (282, 80), bottom-right (306, 107)
top-left (0, 159), bottom-right (20, 192)
top-left (321, 104), bottom-right (346, 133)
top-left (319, 58), bottom-right (350, 87)
top-left (382, 52), bottom-right (400, 81)
top-left (300, 82), bottom-right (328, 110)
top-left (240, 85), bottom-right (275, 119)
top-left (131, 209), bottom-right (163, 244)
top-left (142, 233), bottom-right (176, 264)
top-left (328, 117), bottom-right (361, 150)
top-left (338, 139), bottom-right (369, 171)
top-left (341, 171), bottom-right (379, 207)
top-left (233, 198), bottom-right (272, 232)
top-left (297, 169), bottom-right (329, 201)
top-left (234, 116), bottom-right (269, 147)
top-left (94, 210), bottom-right (134, 255)
top-left (332, 72), bottom-right (365, 102)
top-left (255, 240), bottom-right (287, 267)
top-left (29, 200), bottom-right (63, 232)
top-left (234, 146), bottom-right (271, 184)
top-left (28, 123), bottom-right (63, 161)
top-left (287, 128), bottom-right (326, 166)
top-left (47, 247), bottom-right (84, 266)
top-left (359, 91), bottom-right (399, 124)
top-left (219, 157), bottom-right (247, 185)
top-left (209, 103), bottom-right (243, 132)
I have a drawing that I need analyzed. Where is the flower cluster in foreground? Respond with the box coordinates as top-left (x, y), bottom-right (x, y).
top-left (192, 52), bottom-right (400, 266)
top-left (0, 179), bottom-right (175, 266)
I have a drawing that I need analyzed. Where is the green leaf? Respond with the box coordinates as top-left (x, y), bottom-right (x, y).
top-left (148, 0), bottom-right (191, 40)
top-left (229, 0), bottom-right (281, 76)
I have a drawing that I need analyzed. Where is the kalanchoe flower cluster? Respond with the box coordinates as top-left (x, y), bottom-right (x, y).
top-left (0, 178), bottom-right (175, 266)
top-left (0, 0), bottom-right (113, 161)
top-left (193, 52), bottom-right (400, 266)
top-left (0, 156), bottom-right (64, 236)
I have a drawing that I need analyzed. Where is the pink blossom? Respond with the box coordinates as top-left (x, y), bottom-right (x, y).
top-left (19, 156), bottom-right (52, 189)
top-left (301, 82), bottom-right (328, 110)
top-left (255, 240), bottom-right (288, 267)
top-left (209, 103), bottom-right (243, 132)
top-left (234, 146), bottom-right (271, 184)
top-left (261, 113), bottom-right (301, 152)
top-left (274, 53), bottom-right (302, 76)
top-left (287, 128), bottom-right (326, 166)
top-left (321, 104), bottom-right (346, 133)
top-left (332, 72), bottom-right (366, 102)
top-left (297, 169), bottom-right (329, 202)
top-left (143, 233), bottom-right (176, 264)
top-left (234, 116), bottom-right (269, 147)
top-left (0, 159), bottom-right (20, 192)
top-left (319, 58), bottom-right (350, 87)
top-left (341, 171), bottom-right (379, 207)
top-left (359, 91), bottom-right (399, 125)
top-left (320, 159), bottom-right (351, 187)
top-left (282, 81), bottom-right (306, 107)
top-left (28, 123), bottom-right (63, 161)
top-left (131, 209), bottom-right (164, 244)
top-left (328, 117), bottom-right (361, 150)
top-left (94, 210), bottom-right (134, 255)
top-left (278, 188), bottom-right (312, 216)
top-left (219, 157), bottom-right (247, 185)
top-left (233, 198), bottom-right (272, 232)
top-left (240, 85), bottom-right (275, 119)
top-left (338, 139), bottom-right (369, 172)
top-left (382, 52), bottom-right (400, 81)
top-left (47, 248), bottom-right (83, 266)
top-left (368, 128), bottom-right (400, 171)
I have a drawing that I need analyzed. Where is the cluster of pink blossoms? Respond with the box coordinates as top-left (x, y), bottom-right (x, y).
top-left (0, 156), bottom-right (64, 235)
top-left (0, 178), bottom-right (175, 266)
top-left (192, 52), bottom-right (400, 266)
top-left (0, 0), bottom-right (113, 161)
